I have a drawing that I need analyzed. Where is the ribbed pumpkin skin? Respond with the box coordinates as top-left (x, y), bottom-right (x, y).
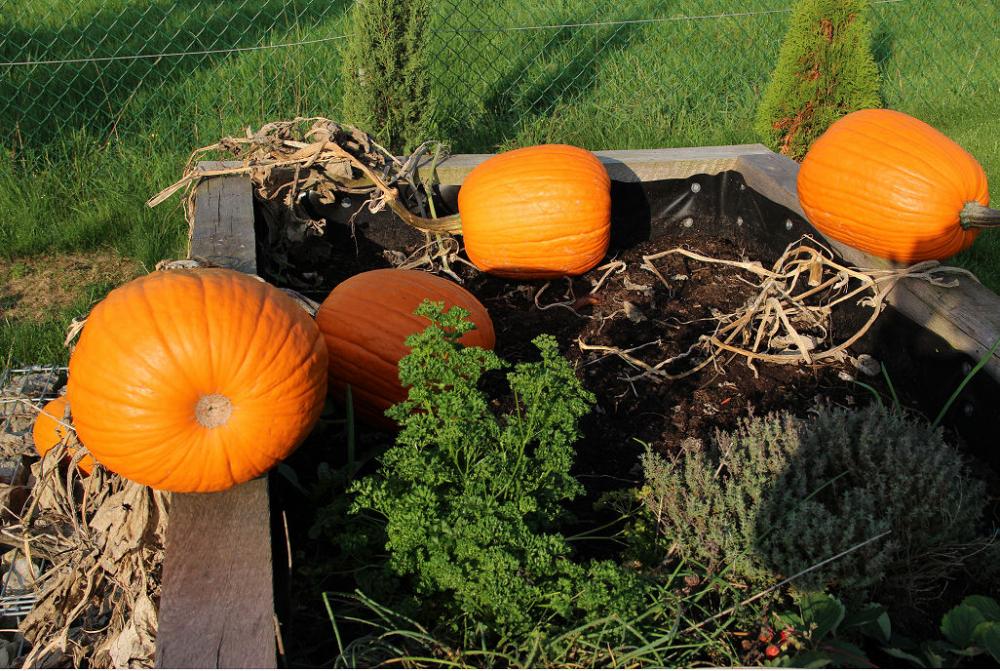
top-left (66, 269), bottom-right (328, 493)
top-left (798, 109), bottom-right (990, 262)
top-left (458, 144), bottom-right (611, 279)
top-left (33, 396), bottom-right (94, 475)
top-left (315, 269), bottom-right (495, 427)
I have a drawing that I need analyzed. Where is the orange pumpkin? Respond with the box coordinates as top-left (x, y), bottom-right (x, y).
top-left (797, 109), bottom-right (999, 262)
top-left (33, 396), bottom-right (94, 475)
top-left (67, 268), bottom-right (328, 493)
top-left (315, 269), bottom-right (495, 427)
top-left (457, 144), bottom-right (612, 279)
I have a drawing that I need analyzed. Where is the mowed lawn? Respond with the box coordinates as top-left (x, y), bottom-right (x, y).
top-left (2, 0), bottom-right (998, 364)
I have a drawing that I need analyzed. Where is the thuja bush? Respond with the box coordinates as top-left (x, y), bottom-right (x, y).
top-left (347, 303), bottom-right (655, 636)
top-left (340, 0), bottom-right (436, 153)
top-left (755, 0), bottom-right (881, 159)
top-left (641, 404), bottom-right (992, 604)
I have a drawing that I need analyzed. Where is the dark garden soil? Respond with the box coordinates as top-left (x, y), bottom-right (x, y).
top-left (263, 171), bottom-right (1000, 475)
top-left (261, 172), bottom-right (1000, 666)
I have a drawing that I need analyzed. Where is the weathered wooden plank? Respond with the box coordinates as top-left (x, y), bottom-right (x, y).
top-left (155, 482), bottom-right (276, 669)
top-left (155, 165), bottom-right (277, 669)
top-left (422, 144), bottom-right (771, 185)
top-left (736, 152), bottom-right (1000, 381)
top-left (189, 161), bottom-right (256, 273)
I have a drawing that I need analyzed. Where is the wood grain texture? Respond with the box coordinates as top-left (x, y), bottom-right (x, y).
top-left (422, 144), bottom-right (771, 185)
top-left (155, 165), bottom-right (277, 669)
top-left (189, 161), bottom-right (256, 273)
top-left (155, 481), bottom-right (276, 669)
top-left (736, 152), bottom-right (1000, 381)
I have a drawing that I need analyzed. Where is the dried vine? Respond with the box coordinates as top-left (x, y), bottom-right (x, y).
top-left (148, 118), bottom-right (462, 286)
top-left (580, 237), bottom-right (977, 381)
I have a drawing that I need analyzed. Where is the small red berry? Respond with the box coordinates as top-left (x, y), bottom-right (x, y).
top-left (779, 630), bottom-right (791, 642)
top-left (759, 628), bottom-right (774, 643)
top-left (765, 644), bottom-right (781, 659)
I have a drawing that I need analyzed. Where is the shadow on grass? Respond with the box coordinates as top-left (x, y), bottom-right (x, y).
top-left (0, 0), bottom-right (351, 150)
top-left (0, 279), bottom-right (119, 366)
top-left (434, 0), bottom-right (668, 152)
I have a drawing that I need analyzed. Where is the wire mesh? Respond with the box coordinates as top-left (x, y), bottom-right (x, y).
top-left (0, 365), bottom-right (67, 436)
top-left (0, 365), bottom-right (65, 661)
top-left (0, 1), bottom-right (996, 153)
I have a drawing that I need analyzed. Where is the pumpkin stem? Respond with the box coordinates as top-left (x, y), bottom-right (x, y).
top-left (384, 195), bottom-right (463, 233)
top-left (196, 394), bottom-right (233, 429)
top-left (960, 202), bottom-right (1000, 229)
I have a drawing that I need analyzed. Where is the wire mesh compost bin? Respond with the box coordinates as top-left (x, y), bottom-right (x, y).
top-left (1, 366), bottom-right (65, 664)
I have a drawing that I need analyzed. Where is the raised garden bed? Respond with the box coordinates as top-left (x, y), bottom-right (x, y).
top-left (151, 145), bottom-right (1000, 667)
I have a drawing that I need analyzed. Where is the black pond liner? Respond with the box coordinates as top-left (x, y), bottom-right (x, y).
top-left (255, 170), bottom-right (1000, 462)
top-left (260, 170), bottom-right (1000, 667)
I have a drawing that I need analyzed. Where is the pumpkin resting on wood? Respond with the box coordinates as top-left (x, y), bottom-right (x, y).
top-left (66, 268), bottom-right (328, 493)
top-left (797, 108), bottom-right (999, 262)
top-left (315, 269), bottom-right (495, 427)
top-left (457, 144), bottom-right (612, 279)
top-left (33, 396), bottom-right (94, 475)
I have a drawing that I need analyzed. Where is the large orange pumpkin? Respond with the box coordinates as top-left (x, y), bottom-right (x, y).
top-left (457, 144), bottom-right (612, 279)
top-left (315, 269), bottom-right (495, 427)
top-left (67, 268), bottom-right (328, 493)
top-left (33, 396), bottom-right (94, 475)
top-left (797, 109), bottom-right (999, 262)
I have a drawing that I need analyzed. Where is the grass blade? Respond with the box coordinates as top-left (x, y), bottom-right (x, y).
top-left (933, 335), bottom-right (1000, 427)
top-left (345, 384), bottom-right (356, 468)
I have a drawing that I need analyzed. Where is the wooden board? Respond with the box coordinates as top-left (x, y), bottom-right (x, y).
top-left (154, 165), bottom-right (277, 669)
top-left (188, 161), bottom-right (257, 273)
top-left (154, 483), bottom-right (276, 668)
top-left (421, 144), bottom-right (770, 185)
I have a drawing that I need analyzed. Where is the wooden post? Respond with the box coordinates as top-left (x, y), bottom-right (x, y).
top-left (154, 165), bottom-right (277, 669)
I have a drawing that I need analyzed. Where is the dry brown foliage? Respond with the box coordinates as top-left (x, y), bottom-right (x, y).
top-left (148, 118), bottom-right (462, 285)
top-left (2, 373), bottom-right (166, 669)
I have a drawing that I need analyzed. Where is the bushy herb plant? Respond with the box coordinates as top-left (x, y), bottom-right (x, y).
top-left (641, 404), bottom-right (993, 604)
top-left (347, 302), bottom-right (652, 635)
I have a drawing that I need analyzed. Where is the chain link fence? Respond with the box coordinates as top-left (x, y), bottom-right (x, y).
top-left (0, 0), bottom-right (997, 155)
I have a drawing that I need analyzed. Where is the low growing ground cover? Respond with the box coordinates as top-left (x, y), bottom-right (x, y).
top-left (276, 303), bottom-right (1000, 667)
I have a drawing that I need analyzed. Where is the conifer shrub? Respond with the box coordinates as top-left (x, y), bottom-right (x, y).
top-left (641, 404), bottom-right (992, 604)
top-left (754, 0), bottom-right (881, 159)
top-left (340, 0), bottom-right (435, 153)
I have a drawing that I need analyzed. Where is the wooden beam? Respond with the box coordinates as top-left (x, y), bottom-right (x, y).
top-left (736, 152), bottom-right (1000, 381)
top-left (155, 165), bottom-right (277, 669)
top-left (421, 144), bottom-right (772, 185)
top-left (154, 483), bottom-right (275, 668)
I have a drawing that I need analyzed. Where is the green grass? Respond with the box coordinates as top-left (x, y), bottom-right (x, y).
top-left (320, 574), bottom-right (755, 668)
top-left (2, 0), bottom-right (998, 365)
top-left (1, 279), bottom-right (120, 367)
